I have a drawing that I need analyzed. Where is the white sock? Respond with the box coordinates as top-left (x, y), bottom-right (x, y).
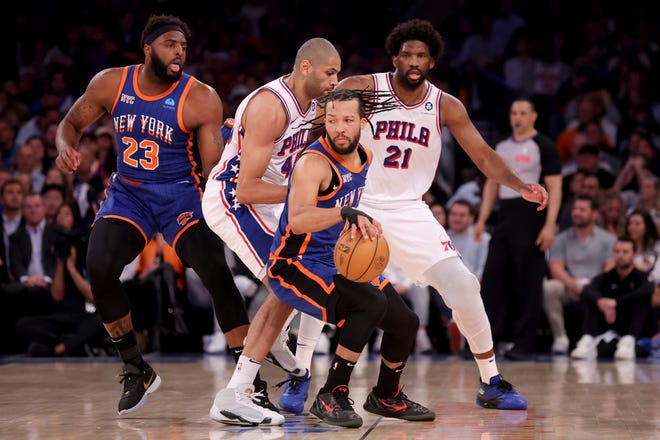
top-left (295, 314), bottom-right (325, 375)
top-left (475, 355), bottom-right (499, 384)
top-left (227, 355), bottom-right (261, 389)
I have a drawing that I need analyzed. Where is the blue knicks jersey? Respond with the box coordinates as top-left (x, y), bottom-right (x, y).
top-left (110, 65), bottom-right (199, 184)
top-left (270, 137), bottom-right (372, 266)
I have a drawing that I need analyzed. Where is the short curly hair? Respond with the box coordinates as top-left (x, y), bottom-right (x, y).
top-left (384, 19), bottom-right (444, 60)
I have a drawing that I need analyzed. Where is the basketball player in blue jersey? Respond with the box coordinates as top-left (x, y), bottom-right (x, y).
top-left (210, 90), bottom-right (434, 428)
top-left (274, 19), bottom-right (544, 412)
top-left (55, 14), bottom-right (276, 416)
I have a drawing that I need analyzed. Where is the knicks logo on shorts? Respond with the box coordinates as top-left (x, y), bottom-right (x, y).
top-left (176, 211), bottom-right (194, 226)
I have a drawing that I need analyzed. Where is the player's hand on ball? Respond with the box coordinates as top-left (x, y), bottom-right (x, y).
top-left (341, 206), bottom-right (382, 240)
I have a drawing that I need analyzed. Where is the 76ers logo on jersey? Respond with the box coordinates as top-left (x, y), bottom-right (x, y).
top-left (425, 102), bottom-right (433, 111)
top-left (177, 211), bottom-right (194, 226)
top-left (441, 240), bottom-right (460, 255)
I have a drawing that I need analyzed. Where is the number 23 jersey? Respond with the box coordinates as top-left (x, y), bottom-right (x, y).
top-left (111, 64), bottom-right (199, 184)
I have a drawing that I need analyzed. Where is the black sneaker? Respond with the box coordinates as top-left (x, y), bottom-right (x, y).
top-left (310, 385), bottom-right (363, 428)
top-left (252, 378), bottom-right (280, 413)
top-left (363, 386), bottom-right (435, 421)
top-left (118, 363), bottom-right (161, 415)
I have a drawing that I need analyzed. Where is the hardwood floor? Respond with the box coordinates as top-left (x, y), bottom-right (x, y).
top-left (1, 353), bottom-right (658, 439)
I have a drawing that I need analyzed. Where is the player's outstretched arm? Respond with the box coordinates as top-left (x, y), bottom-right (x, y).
top-left (442, 93), bottom-right (547, 210)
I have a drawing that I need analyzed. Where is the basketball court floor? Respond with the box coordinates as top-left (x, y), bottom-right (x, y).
top-left (1, 352), bottom-right (658, 439)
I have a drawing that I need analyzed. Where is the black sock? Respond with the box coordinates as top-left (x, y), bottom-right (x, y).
top-left (321, 355), bottom-right (355, 393)
top-left (374, 361), bottom-right (404, 398)
top-left (230, 345), bottom-right (244, 363)
top-left (112, 331), bottom-right (146, 369)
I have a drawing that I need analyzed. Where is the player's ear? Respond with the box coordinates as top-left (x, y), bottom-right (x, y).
top-left (299, 59), bottom-right (312, 76)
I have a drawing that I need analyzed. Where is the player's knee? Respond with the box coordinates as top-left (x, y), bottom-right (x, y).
top-left (86, 241), bottom-right (122, 285)
top-left (367, 292), bottom-right (389, 325)
top-left (176, 219), bottom-right (226, 267)
top-left (447, 273), bottom-right (481, 312)
top-left (426, 260), bottom-right (481, 312)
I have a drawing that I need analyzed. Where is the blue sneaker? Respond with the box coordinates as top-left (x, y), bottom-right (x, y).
top-left (476, 375), bottom-right (527, 410)
top-left (276, 370), bottom-right (311, 413)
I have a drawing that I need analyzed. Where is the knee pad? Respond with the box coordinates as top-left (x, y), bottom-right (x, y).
top-left (424, 258), bottom-right (481, 313)
top-left (334, 277), bottom-right (388, 353)
top-left (379, 284), bottom-right (418, 361)
top-left (86, 218), bottom-right (144, 323)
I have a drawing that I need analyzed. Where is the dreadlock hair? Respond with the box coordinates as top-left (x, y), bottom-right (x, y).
top-left (301, 89), bottom-right (400, 136)
top-left (385, 19), bottom-right (444, 60)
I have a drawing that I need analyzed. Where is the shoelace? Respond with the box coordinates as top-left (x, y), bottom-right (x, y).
top-left (332, 387), bottom-right (355, 411)
top-left (235, 388), bottom-right (264, 408)
top-left (495, 378), bottom-right (514, 392)
top-left (250, 389), bottom-right (269, 402)
top-left (275, 374), bottom-right (308, 391)
top-left (118, 371), bottom-right (137, 386)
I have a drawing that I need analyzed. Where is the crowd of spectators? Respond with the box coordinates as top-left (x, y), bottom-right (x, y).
top-left (1, 0), bottom-right (659, 358)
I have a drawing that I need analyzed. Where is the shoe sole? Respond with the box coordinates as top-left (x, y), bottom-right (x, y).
top-left (476, 397), bottom-right (527, 411)
top-left (310, 404), bottom-right (363, 428)
top-left (363, 401), bottom-right (435, 421)
top-left (277, 401), bottom-right (305, 414)
top-left (118, 374), bottom-right (162, 415)
top-left (209, 407), bottom-right (285, 426)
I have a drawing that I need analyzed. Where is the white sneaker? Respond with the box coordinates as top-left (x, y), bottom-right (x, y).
top-left (551, 335), bottom-right (570, 354)
top-left (571, 335), bottom-right (597, 360)
top-left (415, 328), bottom-right (433, 354)
top-left (203, 331), bottom-right (227, 354)
top-left (210, 385), bottom-right (285, 426)
top-left (614, 335), bottom-right (636, 360)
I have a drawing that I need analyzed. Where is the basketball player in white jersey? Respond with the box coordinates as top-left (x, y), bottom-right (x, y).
top-left (285, 19), bottom-right (546, 412)
top-left (202, 37), bottom-right (340, 425)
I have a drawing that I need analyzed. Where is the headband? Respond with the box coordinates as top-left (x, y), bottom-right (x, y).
top-left (144, 24), bottom-right (185, 45)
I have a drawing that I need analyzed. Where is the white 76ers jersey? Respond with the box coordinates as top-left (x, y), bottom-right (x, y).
top-left (360, 72), bottom-right (443, 205)
top-left (208, 75), bottom-right (316, 185)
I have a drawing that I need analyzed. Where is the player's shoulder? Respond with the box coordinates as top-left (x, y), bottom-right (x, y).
top-left (438, 90), bottom-right (468, 123)
top-left (189, 77), bottom-right (222, 104)
top-left (84, 67), bottom-right (127, 102)
top-left (243, 87), bottom-right (287, 119)
top-left (296, 147), bottom-right (331, 172)
top-left (337, 74), bottom-right (374, 90)
top-left (89, 66), bottom-right (125, 87)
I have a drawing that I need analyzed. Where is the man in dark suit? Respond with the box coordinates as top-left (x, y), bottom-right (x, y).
top-left (4, 193), bottom-right (59, 352)
top-left (1, 178), bottom-right (26, 288)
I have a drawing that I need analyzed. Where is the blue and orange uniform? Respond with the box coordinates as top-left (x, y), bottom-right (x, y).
top-left (97, 64), bottom-right (203, 248)
top-left (267, 137), bottom-right (385, 323)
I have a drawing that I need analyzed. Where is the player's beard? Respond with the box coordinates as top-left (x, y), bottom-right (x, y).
top-left (398, 68), bottom-right (426, 90)
top-left (152, 54), bottom-right (183, 83)
top-left (327, 132), bottom-right (359, 155)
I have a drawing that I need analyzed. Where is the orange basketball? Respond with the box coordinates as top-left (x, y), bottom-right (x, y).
top-left (333, 229), bottom-right (390, 282)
